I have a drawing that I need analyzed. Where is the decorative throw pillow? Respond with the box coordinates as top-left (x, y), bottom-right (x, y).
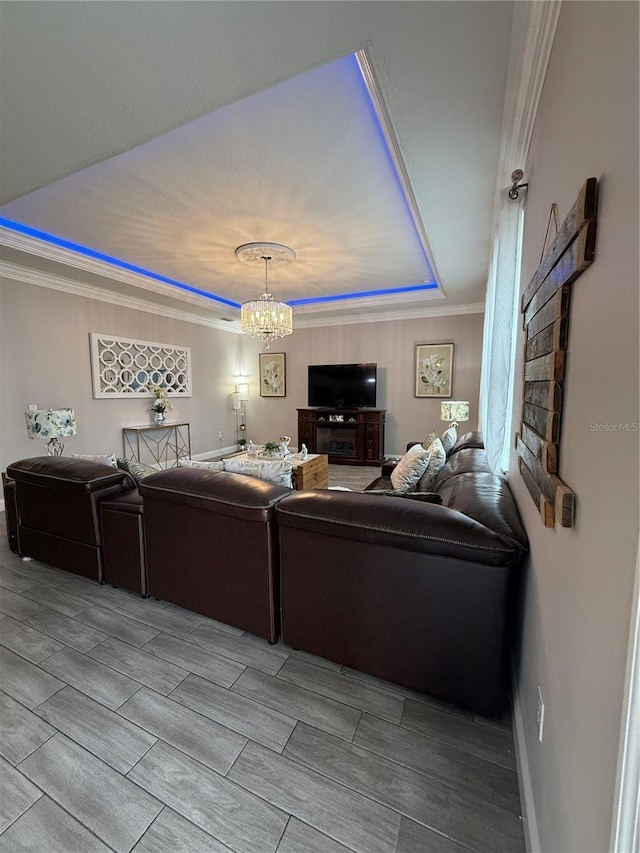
top-left (421, 432), bottom-right (440, 450)
top-left (177, 459), bottom-right (225, 472)
top-left (72, 453), bottom-right (117, 467)
top-left (223, 458), bottom-right (293, 488)
top-left (415, 437), bottom-right (447, 491)
top-left (117, 457), bottom-right (158, 482)
top-left (366, 489), bottom-right (443, 503)
top-left (441, 425), bottom-right (458, 455)
top-left (127, 460), bottom-right (159, 482)
top-left (390, 449), bottom-right (430, 493)
top-left (407, 443), bottom-right (425, 454)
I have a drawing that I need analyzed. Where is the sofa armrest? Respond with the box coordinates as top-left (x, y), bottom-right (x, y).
top-left (381, 459), bottom-right (400, 478)
top-left (2, 473), bottom-right (20, 553)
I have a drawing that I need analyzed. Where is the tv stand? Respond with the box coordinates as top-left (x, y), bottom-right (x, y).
top-left (297, 408), bottom-right (385, 466)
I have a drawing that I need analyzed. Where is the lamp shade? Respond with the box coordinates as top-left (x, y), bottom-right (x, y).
top-left (230, 392), bottom-right (241, 411)
top-left (25, 408), bottom-right (77, 439)
top-left (237, 383), bottom-right (250, 402)
top-left (25, 408), bottom-right (77, 456)
top-left (440, 401), bottom-right (469, 423)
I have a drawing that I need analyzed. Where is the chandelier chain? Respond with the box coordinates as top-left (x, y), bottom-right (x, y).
top-left (263, 255), bottom-right (272, 296)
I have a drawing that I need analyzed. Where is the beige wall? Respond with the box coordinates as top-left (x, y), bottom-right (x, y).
top-left (239, 313), bottom-right (483, 455)
top-left (0, 275), bottom-right (483, 472)
top-left (0, 279), bottom-right (244, 470)
top-left (510, 3), bottom-right (639, 851)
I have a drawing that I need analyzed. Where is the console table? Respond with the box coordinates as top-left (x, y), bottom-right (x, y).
top-left (297, 409), bottom-right (385, 466)
top-left (122, 423), bottom-right (191, 469)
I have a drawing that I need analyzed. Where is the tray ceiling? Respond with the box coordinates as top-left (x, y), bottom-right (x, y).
top-left (0, 2), bottom-right (515, 325)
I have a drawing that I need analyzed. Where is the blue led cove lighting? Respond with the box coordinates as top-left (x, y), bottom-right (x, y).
top-left (0, 54), bottom-right (437, 309)
top-left (289, 282), bottom-right (437, 307)
top-left (0, 218), bottom-right (241, 310)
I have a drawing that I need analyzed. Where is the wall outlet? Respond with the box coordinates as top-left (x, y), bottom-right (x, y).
top-left (536, 685), bottom-right (545, 742)
top-left (28, 403), bottom-right (38, 411)
top-left (218, 431), bottom-right (224, 442)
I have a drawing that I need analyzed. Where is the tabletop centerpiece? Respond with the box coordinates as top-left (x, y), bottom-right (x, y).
top-left (148, 384), bottom-right (173, 425)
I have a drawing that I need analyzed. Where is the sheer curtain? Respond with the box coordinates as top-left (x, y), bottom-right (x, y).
top-left (479, 195), bottom-right (525, 473)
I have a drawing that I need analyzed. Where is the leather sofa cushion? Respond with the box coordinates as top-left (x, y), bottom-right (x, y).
top-left (7, 457), bottom-right (129, 493)
top-left (139, 467), bottom-right (291, 521)
top-left (276, 490), bottom-right (525, 566)
top-left (432, 447), bottom-right (492, 490)
top-left (449, 431), bottom-right (485, 455)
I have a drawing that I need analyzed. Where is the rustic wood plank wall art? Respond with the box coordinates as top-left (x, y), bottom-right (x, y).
top-left (516, 177), bottom-right (598, 528)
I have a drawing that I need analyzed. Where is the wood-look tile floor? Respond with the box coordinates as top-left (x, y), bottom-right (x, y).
top-left (0, 483), bottom-right (524, 853)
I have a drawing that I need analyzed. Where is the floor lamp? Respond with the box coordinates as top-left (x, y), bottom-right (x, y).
top-left (233, 383), bottom-right (249, 447)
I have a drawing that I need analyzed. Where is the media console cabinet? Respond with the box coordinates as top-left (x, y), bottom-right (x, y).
top-left (297, 408), bottom-right (385, 466)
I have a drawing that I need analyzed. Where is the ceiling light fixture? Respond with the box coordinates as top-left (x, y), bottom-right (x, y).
top-left (237, 242), bottom-right (294, 348)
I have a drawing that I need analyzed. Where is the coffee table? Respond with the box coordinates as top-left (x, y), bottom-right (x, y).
top-left (226, 450), bottom-right (329, 490)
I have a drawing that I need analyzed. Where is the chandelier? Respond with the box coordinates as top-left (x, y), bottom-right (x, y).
top-left (237, 242), bottom-right (294, 348)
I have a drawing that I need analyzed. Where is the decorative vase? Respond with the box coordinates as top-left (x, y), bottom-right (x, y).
top-left (153, 410), bottom-right (166, 425)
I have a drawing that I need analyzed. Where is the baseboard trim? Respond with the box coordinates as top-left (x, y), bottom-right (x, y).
top-left (512, 663), bottom-right (541, 852)
top-left (191, 447), bottom-right (234, 462)
top-left (0, 499), bottom-right (5, 514)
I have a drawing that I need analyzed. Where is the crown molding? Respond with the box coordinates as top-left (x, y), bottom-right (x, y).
top-left (0, 253), bottom-right (484, 335)
top-left (0, 226), bottom-right (233, 314)
top-left (495, 0), bottom-right (562, 192)
top-left (1, 256), bottom-right (483, 330)
top-left (0, 261), bottom-right (242, 334)
top-left (294, 301), bottom-right (485, 329)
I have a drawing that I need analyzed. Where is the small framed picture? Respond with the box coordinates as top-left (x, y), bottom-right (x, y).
top-left (415, 343), bottom-right (454, 397)
top-left (259, 353), bottom-right (286, 397)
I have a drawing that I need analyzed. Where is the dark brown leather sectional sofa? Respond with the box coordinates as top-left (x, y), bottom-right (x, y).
top-left (3, 433), bottom-right (527, 716)
top-left (277, 434), bottom-right (528, 717)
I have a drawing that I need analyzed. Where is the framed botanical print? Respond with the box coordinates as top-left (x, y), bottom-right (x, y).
top-left (259, 353), bottom-right (286, 397)
top-left (414, 343), bottom-right (454, 397)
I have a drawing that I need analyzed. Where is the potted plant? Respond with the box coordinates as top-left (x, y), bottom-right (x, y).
top-left (148, 384), bottom-right (173, 425)
top-left (238, 437), bottom-right (247, 451)
top-left (262, 440), bottom-right (280, 457)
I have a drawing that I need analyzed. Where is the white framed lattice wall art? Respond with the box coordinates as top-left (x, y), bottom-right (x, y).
top-left (89, 333), bottom-right (192, 399)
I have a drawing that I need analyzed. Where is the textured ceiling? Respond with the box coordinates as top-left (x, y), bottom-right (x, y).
top-left (0, 1), bottom-right (515, 325)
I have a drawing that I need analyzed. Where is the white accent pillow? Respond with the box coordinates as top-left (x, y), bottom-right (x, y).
top-left (416, 437), bottom-right (447, 491)
top-left (441, 425), bottom-right (458, 455)
top-left (72, 453), bottom-right (117, 468)
top-left (390, 449), bottom-right (431, 493)
top-left (223, 458), bottom-right (293, 488)
top-left (177, 459), bottom-right (224, 471)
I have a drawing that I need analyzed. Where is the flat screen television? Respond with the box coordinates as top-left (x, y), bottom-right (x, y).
top-left (308, 363), bottom-right (377, 409)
